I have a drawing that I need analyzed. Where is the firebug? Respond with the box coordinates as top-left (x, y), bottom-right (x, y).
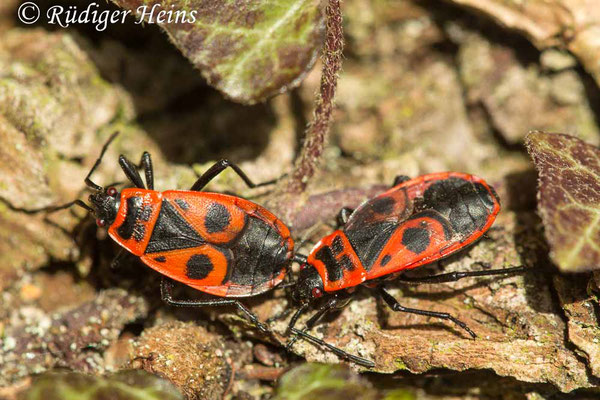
top-left (286, 172), bottom-right (526, 366)
top-left (51, 132), bottom-right (305, 332)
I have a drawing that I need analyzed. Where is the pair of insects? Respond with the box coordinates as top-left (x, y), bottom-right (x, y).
top-left (54, 132), bottom-right (524, 367)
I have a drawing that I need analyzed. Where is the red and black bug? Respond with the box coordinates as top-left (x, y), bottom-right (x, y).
top-left (53, 132), bottom-right (303, 332)
top-left (286, 172), bottom-right (526, 366)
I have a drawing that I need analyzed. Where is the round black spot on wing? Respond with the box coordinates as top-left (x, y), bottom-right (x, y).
top-left (186, 254), bottom-right (214, 280)
top-left (401, 227), bottom-right (430, 254)
top-left (154, 256), bottom-right (166, 263)
top-left (407, 210), bottom-right (453, 240)
top-left (371, 196), bottom-right (395, 215)
top-left (205, 203), bottom-right (231, 233)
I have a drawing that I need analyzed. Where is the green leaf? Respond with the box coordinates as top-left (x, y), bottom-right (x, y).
top-left (20, 370), bottom-right (184, 400)
top-left (273, 363), bottom-right (378, 400)
top-left (526, 131), bottom-right (600, 272)
top-left (113, 0), bottom-right (323, 104)
top-left (382, 390), bottom-right (416, 400)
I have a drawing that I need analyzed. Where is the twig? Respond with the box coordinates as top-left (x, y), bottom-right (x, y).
top-left (286, 0), bottom-right (344, 194)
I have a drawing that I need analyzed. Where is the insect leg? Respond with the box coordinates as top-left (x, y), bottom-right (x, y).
top-left (265, 259), bottom-right (297, 324)
top-left (336, 207), bottom-right (354, 227)
top-left (136, 152), bottom-right (154, 190)
top-left (266, 262), bottom-right (303, 323)
top-left (285, 295), bottom-right (340, 350)
top-left (110, 248), bottom-right (129, 269)
top-left (190, 159), bottom-right (280, 191)
top-left (290, 328), bottom-right (375, 368)
top-left (286, 303), bottom-right (309, 332)
top-left (160, 278), bottom-right (269, 333)
top-left (378, 286), bottom-right (476, 338)
top-left (285, 295), bottom-right (374, 367)
top-left (397, 264), bottom-right (527, 285)
top-left (392, 175), bottom-right (411, 187)
top-left (118, 155), bottom-right (146, 189)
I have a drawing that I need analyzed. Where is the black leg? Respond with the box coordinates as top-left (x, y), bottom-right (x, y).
top-left (392, 175), bottom-right (411, 187)
top-left (137, 152), bottom-right (154, 190)
top-left (285, 295), bottom-right (341, 350)
top-left (289, 328), bottom-right (375, 368)
top-left (286, 303), bottom-right (309, 332)
top-left (303, 297), bottom-right (341, 328)
top-left (336, 207), bottom-right (354, 227)
top-left (284, 294), bottom-right (374, 368)
top-left (119, 155), bottom-right (146, 189)
top-left (190, 159), bottom-right (278, 191)
top-left (85, 132), bottom-right (120, 191)
top-left (378, 286), bottom-right (476, 338)
top-left (397, 264), bottom-right (527, 285)
top-left (266, 256), bottom-right (308, 323)
top-left (110, 248), bottom-right (129, 269)
top-left (265, 270), bottom-right (296, 324)
top-left (160, 278), bottom-right (268, 333)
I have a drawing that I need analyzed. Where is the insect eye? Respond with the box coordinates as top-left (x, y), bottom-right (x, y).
top-left (107, 187), bottom-right (118, 197)
top-left (311, 287), bottom-right (323, 298)
top-left (96, 218), bottom-right (106, 227)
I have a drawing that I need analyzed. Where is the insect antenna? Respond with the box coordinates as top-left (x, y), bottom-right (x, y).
top-left (51, 199), bottom-right (94, 213)
top-left (85, 131), bottom-right (120, 191)
top-left (12, 199), bottom-right (93, 215)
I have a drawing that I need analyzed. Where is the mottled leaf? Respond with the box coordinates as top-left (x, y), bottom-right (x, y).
top-left (112, 0), bottom-right (323, 104)
top-left (19, 370), bottom-right (183, 400)
top-left (273, 363), bottom-right (379, 400)
top-left (526, 131), bottom-right (600, 272)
